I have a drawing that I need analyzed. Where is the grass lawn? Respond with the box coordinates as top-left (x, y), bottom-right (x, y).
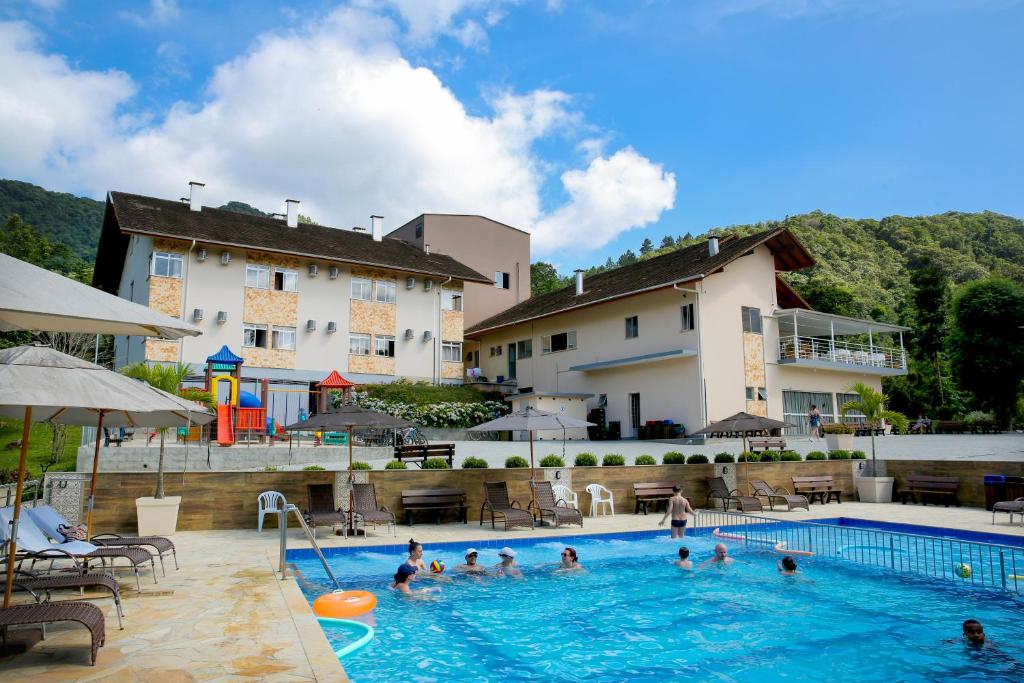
top-left (0, 418), bottom-right (81, 480)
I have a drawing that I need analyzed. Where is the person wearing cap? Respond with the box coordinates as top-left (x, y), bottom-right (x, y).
top-left (555, 546), bottom-right (584, 573)
top-left (495, 547), bottom-right (522, 578)
top-left (455, 548), bottom-right (486, 574)
top-left (390, 563), bottom-right (419, 595)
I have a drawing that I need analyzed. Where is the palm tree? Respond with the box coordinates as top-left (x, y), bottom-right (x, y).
top-left (120, 362), bottom-right (191, 499)
top-left (839, 382), bottom-right (908, 476)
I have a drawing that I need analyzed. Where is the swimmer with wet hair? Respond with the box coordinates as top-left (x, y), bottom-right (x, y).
top-left (674, 546), bottom-right (692, 570)
top-left (777, 556), bottom-right (798, 575)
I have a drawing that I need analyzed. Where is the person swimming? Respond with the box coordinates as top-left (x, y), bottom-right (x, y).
top-left (777, 556), bottom-right (798, 575)
top-left (963, 619), bottom-right (985, 646)
top-left (391, 564), bottom-right (438, 597)
top-left (674, 546), bottom-right (692, 570)
top-left (556, 546), bottom-right (584, 572)
top-left (455, 548), bottom-right (487, 575)
top-left (495, 547), bottom-right (523, 577)
top-left (406, 538), bottom-right (449, 581)
top-left (699, 543), bottom-right (735, 568)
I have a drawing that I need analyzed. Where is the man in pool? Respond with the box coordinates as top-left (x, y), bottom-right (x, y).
top-left (777, 556), bottom-right (798, 575)
top-left (495, 547), bottom-right (523, 578)
top-left (699, 543), bottom-right (735, 568)
top-left (674, 546), bottom-right (692, 570)
top-left (658, 486), bottom-right (697, 538)
top-left (455, 548), bottom-right (487, 575)
top-left (963, 619), bottom-right (985, 646)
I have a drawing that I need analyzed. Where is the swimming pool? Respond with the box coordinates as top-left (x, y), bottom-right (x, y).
top-left (293, 526), bottom-right (1024, 682)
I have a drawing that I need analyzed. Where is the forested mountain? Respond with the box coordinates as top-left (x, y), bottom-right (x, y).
top-left (0, 180), bottom-right (104, 262)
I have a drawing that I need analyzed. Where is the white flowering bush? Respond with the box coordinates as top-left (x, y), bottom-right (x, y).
top-left (334, 391), bottom-right (509, 428)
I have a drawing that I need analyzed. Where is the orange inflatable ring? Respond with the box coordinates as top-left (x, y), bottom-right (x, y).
top-left (313, 591), bottom-right (377, 619)
top-left (774, 541), bottom-right (813, 557)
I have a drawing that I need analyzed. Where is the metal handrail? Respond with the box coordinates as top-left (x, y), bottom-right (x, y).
top-left (778, 334), bottom-right (904, 370)
top-left (692, 510), bottom-right (1023, 593)
top-left (277, 498), bottom-right (340, 589)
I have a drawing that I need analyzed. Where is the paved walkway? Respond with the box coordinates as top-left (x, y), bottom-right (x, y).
top-left (3, 503), bottom-right (1022, 681)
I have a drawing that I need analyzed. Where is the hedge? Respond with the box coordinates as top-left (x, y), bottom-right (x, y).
top-left (505, 456), bottom-right (529, 468)
top-left (662, 452), bottom-right (686, 465)
top-left (461, 457), bottom-right (488, 469)
top-left (780, 451), bottom-right (802, 462)
top-left (422, 458), bottom-right (450, 469)
top-left (602, 454), bottom-right (626, 466)
top-left (828, 450), bottom-right (851, 460)
top-left (713, 453), bottom-right (735, 464)
top-left (759, 452), bottom-right (781, 462)
top-left (851, 450), bottom-right (867, 460)
top-left (806, 451), bottom-right (827, 461)
top-left (540, 455), bottom-right (565, 467)
top-left (352, 461), bottom-right (372, 470)
top-left (574, 453), bottom-right (598, 467)
top-left (635, 455), bottom-right (657, 465)
top-left (302, 465), bottom-right (326, 471)
top-left (738, 452), bottom-right (758, 462)
top-left (385, 461), bottom-right (408, 470)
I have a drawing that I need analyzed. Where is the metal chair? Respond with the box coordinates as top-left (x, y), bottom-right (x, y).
top-left (257, 490), bottom-right (286, 532)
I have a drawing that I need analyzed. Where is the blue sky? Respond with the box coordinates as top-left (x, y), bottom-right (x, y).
top-left (1, 0), bottom-right (1021, 271)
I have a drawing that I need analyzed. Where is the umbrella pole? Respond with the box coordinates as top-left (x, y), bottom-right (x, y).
top-left (348, 425), bottom-right (354, 533)
top-left (85, 411), bottom-right (105, 538)
top-left (529, 430), bottom-right (537, 516)
top-left (3, 407), bottom-right (32, 608)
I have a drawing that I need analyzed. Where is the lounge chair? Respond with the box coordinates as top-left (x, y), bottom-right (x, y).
top-left (0, 507), bottom-right (156, 593)
top-left (480, 482), bottom-right (534, 530)
top-left (352, 483), bottom-right (396, 536)
top-left (749, 479), bottom-right (809, 512)
top-left (992, 497), bottom-right (1024, 525)
top-left (304, 484), bottom-right (345, 537)
top-left (28, 505), bottom-right (178, 576)
top-left (705, 478), bottom-right (762, 512)
top-left (2, 559), bottom-right (124, 630)
top-left (529, 481), bottom-right (583, 528)
top-left (0, 601), bottom-right (106, 665)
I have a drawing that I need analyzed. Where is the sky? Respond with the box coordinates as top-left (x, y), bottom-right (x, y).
top-left (1, 0), bottom-right (1022, 272)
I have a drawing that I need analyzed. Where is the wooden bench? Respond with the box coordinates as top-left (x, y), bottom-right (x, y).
top-left (898, 475), bottom-right (960, 507)
top-left (792, 475), bottom-right (843, 505)
top-left (401, 488), bottom-right (468, 525)
top-left (748, 437), bottom-right (786, 452)
top-left (393, 443), bottom-right (455, 468)
top-left (633, 482), bottom-right (677, 514)
top-left (853, 426), bottom-right (884, 437)
top-left (934, 420), bottom-right (965, 434)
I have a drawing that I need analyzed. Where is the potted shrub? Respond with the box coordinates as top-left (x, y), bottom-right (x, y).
top-left (602, 454), bottom-right (625, 466)
top-left (662, 452), bottom-right (686, 464)
top-left (805, 451), bottom-right (827, 461)
top-left (574, 452), bottom-right (598, 467)
top-left (461, 456), bottom-right (488, 469)
top-left (686, 454), bottom-right (709, 464)
top-left (635, 455), bottom-right (657, 465)
top-left (385, 461), bottom-right (408, 470)
top-left (839, 382), bottom-right (908, 503)
top-left (505, 456), bottom-right (529, 468)
top-left (823, 422), bottom-right (855, 452)
top-left (540, 455), bottom-right (565, 467)
top-left (713, 453), bottom-right (735, 464)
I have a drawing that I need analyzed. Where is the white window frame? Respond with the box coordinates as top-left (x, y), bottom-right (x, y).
top-left (542, 331), bottom-right (577, 354)
top-left (742, 306), bottom-right (763, 335)
top-left (442, 341), bottom-right (462, 362)
top-left (271, 326), bottom-right (296, 350)
top-left (681, 303), bottom-right (695, 331)
top-left (374, 280), bottom-right (397, 304)
top-left (243, 323), bottom-right (268, 348)
top-left (516, 339), bottom-right (532, 359)
top-left (350, 277), bottom-right (372, 301)
top-left (375, 334), bottom-right (396, 357)
top-left (441, 289), bottom-right (463, 312)
top-left (152, 251), bottom-right (183, 278)
top-left (273, 268), bottom-right (298, 292)
top-left (246, 264), bottom-right (271, 289)
top-left (494, 271), bottom-right (510, 289)
top-left (349, 333), bottom-right (371, 355)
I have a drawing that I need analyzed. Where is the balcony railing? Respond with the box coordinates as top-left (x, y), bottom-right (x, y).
top-left (778, 334), bottom-right (905, 371)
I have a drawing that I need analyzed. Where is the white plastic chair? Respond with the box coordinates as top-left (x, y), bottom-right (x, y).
top-left (257, 490), bottom-right (286, 532)
top-left (585, 484), bottom-right (614, 517)
top-left (551, 484), bottom-right (579, 510)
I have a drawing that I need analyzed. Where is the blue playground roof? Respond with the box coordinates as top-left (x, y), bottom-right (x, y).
top-left (206, 345), bottom-right (244, 364)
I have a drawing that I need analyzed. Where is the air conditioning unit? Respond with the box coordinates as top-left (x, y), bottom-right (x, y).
top-left (423, 280), bottom-right (434, 292)
top-left (422, 330), bottom-right (433, 342)
top-left (406, 277), bottom-right (416, 289)
top-left (306, 319), bottom-right (316, 332)
top-left (216, 311), bottom-right (227, 324)
top-left (328, 266), bottom-right (340, 280)
top-left (196, 248), bottom-right (208, 262)
top-left (404, 328), bottom-right (414, 340)
top-left (326, 321), bottom-right (337, 333)
top-left (193, 308), bottom-right (204, 321)
top-left (220, 251), bottom-right (231, 265)
top-left (308, 264), bottom-right (319, 277)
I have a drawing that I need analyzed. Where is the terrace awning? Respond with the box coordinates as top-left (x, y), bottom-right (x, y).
top-left (568, 348), bottom-right (696, 373)
top-left (773, 309), bottom-right (909, 337)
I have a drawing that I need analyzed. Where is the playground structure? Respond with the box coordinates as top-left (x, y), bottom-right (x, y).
top-left (202, 345), bottom-right (357, 447)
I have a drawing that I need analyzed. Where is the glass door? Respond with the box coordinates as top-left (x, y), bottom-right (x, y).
top-left (507, 343), bottom-right (517, 380)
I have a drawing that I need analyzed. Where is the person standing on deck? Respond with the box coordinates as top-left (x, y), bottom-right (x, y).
top-left (658, 486), bottom-right (697, 538)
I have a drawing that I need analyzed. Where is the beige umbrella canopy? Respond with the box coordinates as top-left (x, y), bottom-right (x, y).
top-left (0, 345), bottom-right (213, 608)
top-left (0, 253), bottom-right (200, 339)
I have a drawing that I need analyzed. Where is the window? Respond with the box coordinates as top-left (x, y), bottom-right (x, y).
top-left (273, 268), bottom-right (297, 292)
top-left (782, 391), bottom-right (835, 435)
top-left (542, 331), bottom-right (577, 354)
top-left (516, 339), bottom-right (532, 359)
top-left (441, 289), bottom-right (463, 311)
top-left (442, 341), bottom-right (462, 362)
top-left (350, 277), bottom-right (372, 301)
top-left (375, 335), bottom-right (395, 357)
top-left (243, 323), bottom-right (268, 348)
top-left (271, 326), bottom-right (296, 350)
top-left (746, 387), bottom-right (768, 401)
top-left (415, 223), bottom-right (423, 238)
top-left (629, 393), bottom-right (641, 430)
top-left (741, 306), bottom-right (763, 334)
top-left (246, 264), bottom-right (270, 289)
top-left (152, 251), bottom-right (183, 278)
top-left (374, 280), bottom-right (397, 304)
top-left (625, 316), bottom-right (639, 339)
top-left (681, 303), bottom-right (695, 331)
top-left (837, 392), bottom-right (866, 423)
top-left (349, 333), bottom-right (371, 355)
top-left (494, 271), bottom-right (510, 289)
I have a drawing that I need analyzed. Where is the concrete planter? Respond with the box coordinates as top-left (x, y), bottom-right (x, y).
top-left (135, 496), bottom-right (181, 535)
top-left (825, 433), bottom-right (854, 452)
top-left (856, 477), bottom-right (894, 503)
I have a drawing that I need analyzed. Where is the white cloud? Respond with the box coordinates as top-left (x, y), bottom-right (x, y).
top-left (155, 41), bottom-right (190, 81)
top-left (362, 0), bottom-right (517, 46)
top-left (120, 0), bottom-right (181, 28)
top-left (0, 6), bottom-right (676, 256)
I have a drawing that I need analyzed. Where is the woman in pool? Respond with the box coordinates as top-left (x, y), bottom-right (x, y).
top-left (555, 547), bottom-right (584, 573)
top-left (494, 547), bottom-right (523, 578)
top-left (406, 538), bottom-right (450, 581)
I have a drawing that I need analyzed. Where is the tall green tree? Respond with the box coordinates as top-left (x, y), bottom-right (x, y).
top-left (530, 262), bottom-right (567, 297)
top-left (120, 362), bottom-right (191, 498)
top-left (947, 278), bottom-right (1024, 426)
top-left (639, 238), bottom-right (654, 255)
top-left (909, 257), bottom-right (951, 406)
top-left (659, 235), bottom-right (675, 249)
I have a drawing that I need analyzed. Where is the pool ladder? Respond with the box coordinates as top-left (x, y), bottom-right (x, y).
top-left (277, 498), bottom-right (341, 589)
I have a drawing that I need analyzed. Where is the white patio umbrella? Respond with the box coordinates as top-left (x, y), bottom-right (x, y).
top-left (0, 253), bottom-right (200, 338)
top-left (0, 345), bottom-right (213, 608)
top-left (469, 406), bottom-right (594, 512)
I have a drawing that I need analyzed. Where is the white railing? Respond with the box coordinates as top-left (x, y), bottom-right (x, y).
top-left (778, 335), bottom-right (905, 370)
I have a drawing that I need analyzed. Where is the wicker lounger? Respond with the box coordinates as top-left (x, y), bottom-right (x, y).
top-left (749, 479), bottom-right (809, 512)
top-left (352, 483), bottom-right (396, 536)
top-left (530, 482), bottom-right (583, 528)
top-left (0, 601), bottom-right (106, 665)
top-left (992, 497), bottom-right (1024, 525)
top-left (706, 477), bottom-right (763, 512)
top-left (481, 482), bottom-right (534, 530)
top-left (5, 554), bottom-right (125, 629)
top-left (304, 484), bottom-right (346, 537)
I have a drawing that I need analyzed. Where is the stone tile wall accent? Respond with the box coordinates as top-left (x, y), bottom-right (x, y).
top-left (244, 288), bottom-right (298, 327)
top-left (442, 310), bottom-right (463, 342)
top-left (149, 275), bottom-right (183, 316)
top-left (742, 331), bottom-right (766, 386)
top-left (242, 346), bottom-right (297, 369)
top-left (745, 400), bottom-right (768, 417)
top-left (441, 361), bottom-right (464, 379)
top-left (349, 299), bottom-right (396, 335)
top-left (348, 354), bottom-right (395, 375)
top-left (145, 339), bottom-right (179, 362)
top-left (246, 250), bottom-right (302, 271)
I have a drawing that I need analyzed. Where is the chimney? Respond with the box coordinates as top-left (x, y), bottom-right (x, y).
top-left (424, 243), bottom-right (431, 255)
top-left (188, 181), bottom-right (205, 212)
top-left (370, 215), bottom-right (383, 242)
top-left (574, 269), bottom-right (584, 296)
top-left (285, 199), bottom-right (299, 228)
top-left (708, 236), bottom-right (719, 257)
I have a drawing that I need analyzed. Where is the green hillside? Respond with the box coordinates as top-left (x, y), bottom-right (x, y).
top-left (0, 179), bottom-right (104, 263)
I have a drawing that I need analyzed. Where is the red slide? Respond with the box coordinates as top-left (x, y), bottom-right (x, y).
top-left (216, 404), bottom-right (234, 446)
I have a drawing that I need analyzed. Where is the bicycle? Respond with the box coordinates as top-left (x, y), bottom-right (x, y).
top-left (467, 429), bottom-right (499, 441)
top-left (395, 426), bottom-right (428, 446)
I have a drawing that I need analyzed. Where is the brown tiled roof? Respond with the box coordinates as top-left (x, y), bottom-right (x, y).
top-left (465, 228), bottom-right (813, 336)
top-left (94, 192), bottom-right (490, 292)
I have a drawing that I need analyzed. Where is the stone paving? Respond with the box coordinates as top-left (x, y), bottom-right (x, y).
top-left (2, 503), bottom-right (1022, 681)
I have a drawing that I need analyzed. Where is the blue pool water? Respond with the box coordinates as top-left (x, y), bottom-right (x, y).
top-left (294, 529), bottom-right (1024, 682)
